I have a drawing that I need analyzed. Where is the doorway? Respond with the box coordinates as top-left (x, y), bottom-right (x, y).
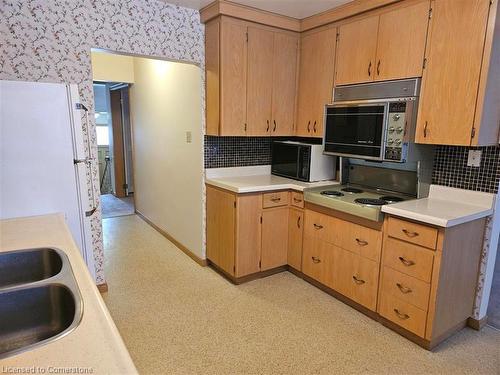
top-left (93, 82), bottom-right (135, 219)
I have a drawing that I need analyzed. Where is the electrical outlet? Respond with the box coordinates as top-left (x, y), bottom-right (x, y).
top-left (467, 150), bottom-right (482, 167)
top-left (186, 131), bottom-right (192, 143)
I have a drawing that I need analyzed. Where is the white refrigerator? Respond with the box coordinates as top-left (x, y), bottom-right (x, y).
top-left (0, 80), bottom-right (97, 280)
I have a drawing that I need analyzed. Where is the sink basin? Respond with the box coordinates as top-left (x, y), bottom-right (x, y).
top-left (0, 284), bottom-right (78, 357)
top-left (0, 248), bottom-right (63, 288)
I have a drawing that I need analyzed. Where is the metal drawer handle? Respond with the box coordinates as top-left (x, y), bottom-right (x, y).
top-left (394, 309), bottom-right (410, 320)
top-left (377, 60), bottom-right (381, 75)
top-left (368, 61), bottom-right (372, 76)
top-left (313, 120), bottom-right (317, 133)
top-left (355, 238), bottom-right (368, 246)
top-left (313, 223), bottom-right (323, 230)
top-left (402, 229), bottom-right (419, 238)
top-left (271, 197), bottom-right (281, 202)
top-left (266, 120), bottom-right (270, 132)
top-left (307, 120), bottom-right (311, 132)
top-left (424, 121), bottom-right (428, 138)
top-left (297, 216), bottom-right (301, 229)
top-left (293, 197), bottom-right (302, 203)
top-left (352, 275), bottom-right (365, 285)
top-left (311, 256), bottom-right (321, 264)
top-left (396, 283), bottom-right (412, 294)
top-left (398, 256), bottom-right (415, 267)
top-left (273, 119), bottom-right (277, 132)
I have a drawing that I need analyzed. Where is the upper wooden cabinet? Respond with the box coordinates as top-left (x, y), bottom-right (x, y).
top-left (416, 0), bottom-right (499, 146)
top-left (296, 27), bottom-right (337, 137)
top-left (205, 17), bottom-right (298, 136)
top-left (335, 16), bottom-right (379, 86)
top-left (335, 1), bottom-right (430, 85)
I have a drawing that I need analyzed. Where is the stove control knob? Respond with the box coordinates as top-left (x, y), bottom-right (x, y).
top-left (396, 127), bottom-right (404, 134)
top-left (388, 126), bottom-right (395, 133)
top-left (387, 138), bottom-right (394, 145)
top-left (393, 114), bottom-right (401, 121)
top-left (395, 139), bottom-right (402, 146)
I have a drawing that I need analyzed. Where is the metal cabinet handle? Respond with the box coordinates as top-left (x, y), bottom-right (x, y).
top-left (424, 121), bottom-right (428, 137)
top-left (266, 120), bottom-right (270, 132)
top-left (396, 283), bottom-right (412, 294)
top-left (273, 119), bottom-right (277, 132)
top-left (311, 256), bottom-right (321, 264)
top-left (355, 238), bottom-right (368, 246)
top-left (352, 275), bottom-right (365, 285)
top-left (313, 120), bottom-right (317, 133)
top-left (368, 61), bottom-right (372, 76)
top-left (307, 120), bottom-right (311, 132)
top-left (377, 60), bottom-right (381, 75)
top-left (297, 216), bottom-right (301, 229)
top-left (271, 197), bottom-right (281, 202)
top-left (398, 256), bottom-right (415, 267)
top-left (293, 197), bottom-right (302, 203)
top-left (313, 223), bottom-right (323, 229)
top-left (394, 309), bottom-right (410, 320)
top-left (402, 229), bottom-right (419, 238)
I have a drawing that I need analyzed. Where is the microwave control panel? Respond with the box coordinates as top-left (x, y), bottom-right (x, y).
top-left (384, 102), bottom-right (408, 162)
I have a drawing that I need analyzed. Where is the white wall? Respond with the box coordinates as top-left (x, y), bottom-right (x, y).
top-left (91, 51), bottom-right (135, 83)
top-left (130, 57), bottom-right (204, 258)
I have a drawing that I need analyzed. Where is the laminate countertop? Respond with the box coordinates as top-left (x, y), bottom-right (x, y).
top-left (0, 214), bottom-right (137, 374)
top-left (381, 185), bottom-right (495, 227)
top-left (205, 166), bottom-right (339, 193)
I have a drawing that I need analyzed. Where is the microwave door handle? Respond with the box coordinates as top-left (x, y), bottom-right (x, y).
top-left (296, 147), bottom-right (301, 179)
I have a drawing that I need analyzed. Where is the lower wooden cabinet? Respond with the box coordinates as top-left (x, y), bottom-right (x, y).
top-left (302, 235), bottom-right (335, 288)
top-left (288, 208), bottom-right (304, 271)
top-left (261, 207), bottom-right (289, 271)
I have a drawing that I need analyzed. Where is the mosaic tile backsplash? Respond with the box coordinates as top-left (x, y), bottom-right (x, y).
top-left (204, 136), bottom-right (272, 168)
top-left (433, 145), bottom-right (500, 194)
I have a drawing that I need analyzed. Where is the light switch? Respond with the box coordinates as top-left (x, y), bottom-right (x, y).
top-left (467, 150), bottom-right (482, 167)
top-left (186, 131), bottom-right (192, 143)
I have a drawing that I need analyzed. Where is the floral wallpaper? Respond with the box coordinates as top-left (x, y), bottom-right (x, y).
top-left (0, 0), bottom-right (205, 284)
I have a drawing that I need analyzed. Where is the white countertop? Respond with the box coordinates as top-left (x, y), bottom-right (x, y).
top-left (0, 214), bottom-right (137, 374)
top-left (205, 165), bottom-right (339, 193)
top-left (381, 185), bottom-right (495, 227)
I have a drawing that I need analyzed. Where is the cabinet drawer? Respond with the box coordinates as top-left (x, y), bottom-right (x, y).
top-left (338, 220), bottom-right (382, 262)
top-left (333, 248), bottom-right (379, 311)
top-left (302, 235), bottom-right (335, 288)
top-left (383, 237), bottom-right (434, 282)
top-left (379, 293), bottom-right (427, 337)
top-left (387, 217), bottom-right (438, 249)
top-left (381, 266), bottom-right (431, 311)
top-left (290, 191), bottom-right (304, 208)
top-left (263, 191), bottom-right (289, 208)
top-left (304, 209), bottom-right (339, 244)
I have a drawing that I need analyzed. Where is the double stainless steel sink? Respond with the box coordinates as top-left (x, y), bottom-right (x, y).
top-left (0, 248), bottom-right (83, 359)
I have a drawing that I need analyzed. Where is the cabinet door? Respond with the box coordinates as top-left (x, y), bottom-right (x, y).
top-left (288, 208), bottom-right (304, 271)
top-left (335, 16), bottom-right (379, 85)
top-left (333, 248), bottom-right (379, 311)
top-left (261, 207), bottom-right (289, 271)
top-left (302, 236), bottom-right (336, 288)
top-left (272, 32), bottom-right (299, 136)
top-left (415, 0), bottom-right (490, 145)
top-left (206, 186), bottom-right (235, 276)
top-left (247, 26), bottom-right (274, 136)
top-left (296, 28), bottom-right (336, 137)
top-left (375, 1), bottom-right (430, 81)
top-left (235, 194), bottom-right (262, 277)
top-left (220, 19), bottom-right (247, 135)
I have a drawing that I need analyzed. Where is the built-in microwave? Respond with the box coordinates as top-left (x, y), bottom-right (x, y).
top-left (324, 78), bottom-right (420, 162)
top-left (271, 141), bottom-right (336, 182)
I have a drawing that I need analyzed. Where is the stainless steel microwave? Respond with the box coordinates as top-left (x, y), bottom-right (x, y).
top-left (324, 78), bottom-right (420, 162)
top-left (271, 141), bottom-right (336, 182)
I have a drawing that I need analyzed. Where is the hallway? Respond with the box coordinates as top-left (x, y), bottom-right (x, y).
top-left (101, 194), bottom-right (135, 219)
top-left (101, 215), bottom-right (500, 375)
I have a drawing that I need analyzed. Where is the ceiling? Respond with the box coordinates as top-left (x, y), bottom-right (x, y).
top-left (168, 0), bottom-right (354, 19)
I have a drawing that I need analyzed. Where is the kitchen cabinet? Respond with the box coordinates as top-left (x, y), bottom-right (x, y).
top-left (288, 208), bottom-right (304, 271)
top-left (206, 186), bottom-right (296, 280)
top-left (415, 0), bottom-right (499, 146)
top-left (379, 215), bottom-right (486, 348)
top-left (205, 17), bottom-right (298, 136)
top-left (335, 0), bottom-right (430, 85)
top-left (261, 208), bottom-right (289, 270)
top-left (247, 26), bottom-right (274, 136)
top-left (302, 208), bottom-right (383, 312)
top-left (335, 16), bottom-right (379, 85)
top-left (296, 27), bottom-right (336, 137)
